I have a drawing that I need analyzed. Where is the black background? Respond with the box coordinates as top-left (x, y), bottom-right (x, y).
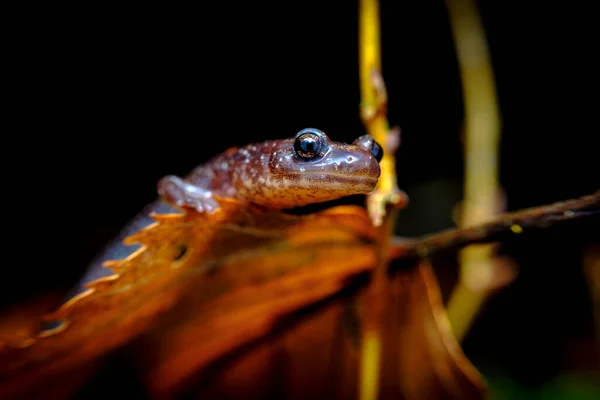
top-left (4, 0), bottom-right (598, 397)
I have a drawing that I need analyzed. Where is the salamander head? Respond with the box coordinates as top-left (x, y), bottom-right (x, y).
top-left (263, 128), bottom-right (382, 208)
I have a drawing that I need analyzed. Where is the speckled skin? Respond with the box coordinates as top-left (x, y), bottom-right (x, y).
top-left (158, 131), bottom-right (381, 211)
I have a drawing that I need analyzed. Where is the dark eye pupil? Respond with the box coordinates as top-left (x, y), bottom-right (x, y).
top-left (300, 137), bottom-right (318, 152)
top-left (294, 133), bottom-right (322, 160)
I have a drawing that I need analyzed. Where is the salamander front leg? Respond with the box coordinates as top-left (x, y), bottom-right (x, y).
top-left (157, 175), bottom-right (220, 213)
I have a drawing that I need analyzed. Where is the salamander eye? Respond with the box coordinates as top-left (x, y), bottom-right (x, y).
top-left (293, 128), bottom-right (326, 160)
top-left (370, 140), bottom-right (384, 162)
top-left (352, 134), bottom-right (384, 162)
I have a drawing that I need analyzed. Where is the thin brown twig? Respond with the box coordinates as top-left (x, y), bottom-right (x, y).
top-left (390, 190), bottom-right (600, 261)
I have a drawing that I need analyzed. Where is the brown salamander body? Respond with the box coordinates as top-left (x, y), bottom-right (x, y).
top-left (158, 128), bottom-right (383, 211)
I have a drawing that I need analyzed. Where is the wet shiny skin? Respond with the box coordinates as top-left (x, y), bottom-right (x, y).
top-left (158, 129), bottom-right (382, 211)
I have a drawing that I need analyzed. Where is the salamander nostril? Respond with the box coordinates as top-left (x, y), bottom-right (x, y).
top-left (370, 140), bottom-right (384, 162)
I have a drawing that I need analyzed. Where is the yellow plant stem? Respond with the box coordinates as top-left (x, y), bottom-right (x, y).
top-left (358, 0), bottom-right (403, 399)
top-left (359, 0), bottom-right (405, 228)
top-left (444, 0), bottom-right (505, 341)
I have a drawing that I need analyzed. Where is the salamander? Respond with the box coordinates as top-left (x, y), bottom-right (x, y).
top-left (157, 128), bottom-right (383, 212)
top-left (66, 128), bottom-right (384, 301)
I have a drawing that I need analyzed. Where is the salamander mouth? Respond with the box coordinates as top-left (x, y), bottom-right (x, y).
top-left (289, 171), bottom-right (380, 192)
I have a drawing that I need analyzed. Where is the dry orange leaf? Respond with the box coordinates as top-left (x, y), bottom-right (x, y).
top-left (0, 197), bottom-right (485, 399)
